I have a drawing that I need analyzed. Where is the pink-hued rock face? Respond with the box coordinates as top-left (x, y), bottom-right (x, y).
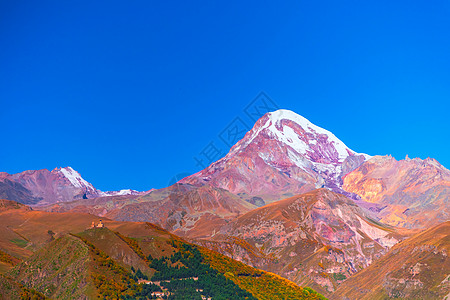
top-left (343, 155), bottom-right (450, 229)
top-left (103, 184), bottom-right (256, 238)
top-left (181, 109), bottom-right (370, 203)
top-left (0, 167), bottom-right (98, 205)
top-left (0, 167), bottom-right (145, 206)
top-left (332, 221), bottom-right (450, 300)
top-left (200, 188), bottom-right (402, 295)
top-left (40, 182), bottom-right (257, 238)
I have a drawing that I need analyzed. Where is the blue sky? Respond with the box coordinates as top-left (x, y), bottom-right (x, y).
top-left (1, 1), bottom-right (449, 191)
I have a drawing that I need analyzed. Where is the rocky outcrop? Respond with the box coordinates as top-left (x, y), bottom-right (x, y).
top-left (343, 155), bottom-right (450, 228)
top-left (332, 221), bottom-right (450, 299)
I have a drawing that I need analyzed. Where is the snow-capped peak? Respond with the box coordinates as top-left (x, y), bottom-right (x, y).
top-left (58, 167), bottom-right (145, 197)
top-left (59, 167), bottom-right (95, 190)
top-left (269, 109), bottom-right (325, 133)
top-left (234, 109), bottom-right (370, 164)
top-left (181, 108), bottom-right (372, 200)
top-left (267, 109), bottom-right (355, 162)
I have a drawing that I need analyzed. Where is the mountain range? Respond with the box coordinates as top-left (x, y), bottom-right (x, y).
top-left (0, 167), bottom-right (145, 206)
top-left (1, 109), bottom-right (448, 299)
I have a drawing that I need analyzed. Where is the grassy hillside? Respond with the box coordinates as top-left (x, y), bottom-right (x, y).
top-left (9, 234), bottom-right (91, 299)
top-left (0, 274), bottom-right (47, 300)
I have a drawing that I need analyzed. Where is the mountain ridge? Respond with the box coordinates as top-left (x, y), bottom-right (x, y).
top-left (0, 166), bottom-right (146, 206)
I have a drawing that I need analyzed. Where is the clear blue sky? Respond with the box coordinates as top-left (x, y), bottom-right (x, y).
top-left (1, 1), bottom-right (449, 191)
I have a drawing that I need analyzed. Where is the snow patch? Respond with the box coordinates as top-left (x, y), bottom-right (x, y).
top-left (286, 149), bottom-right (309, 171)
top-left (98, 189), bottom-right (143, 196)
top-left (59, 167), bottom-right (95, 190)
top-left (268, 109), bottom-right (362, 162)
top-left (116, 189), bottom-right (133, 195)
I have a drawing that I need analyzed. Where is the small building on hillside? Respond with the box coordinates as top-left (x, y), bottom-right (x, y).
top-left (89, 220), bottom-right (105, 229)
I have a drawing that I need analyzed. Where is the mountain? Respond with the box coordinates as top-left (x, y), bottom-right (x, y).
top-left (0, 167), bottom-right (97, 205)
top-left (181, 109), bottom-right (371, 204)
top-left (192, 188), bottom-right (407, 296)
top-left (24, 109), bottom-right (450, 234)
top-left (343, 155), bottom-right (450, 229)
top-left (23, 109), bottom-right (448, 295)
top-left (43, 183), bottom-right (257, 238)
top-left (0, 167), bottom-right (145, 206)
top-left (2, 108), bottom-right (449, 298)
top-left (179, 109), bottom-right (449, 231)
top-left (332, 221), bottom-right (450, 299)
top-left (0, 200), bottom-right (325, 300)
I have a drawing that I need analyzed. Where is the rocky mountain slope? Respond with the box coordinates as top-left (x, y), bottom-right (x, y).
top-left (16, 109), bottom-right (448, 298)
top-left (0, 273), bottom-right (46, 300)
top-left (332, 221), bottom-right (450, 300)
top-left (343, 155), bottom-right (450, 229)
top-left (0, 167), bottom-right (98, 205)
top-left (0, 167), bottom-right (144, 206)
top-left (43, 183), bottom-right (257, 238)
top-left (1, 108), bottom-right (449, 299)
top-left (178, 109), bottom-right (449, 232)
top-left (194, 188), bottom-right (407, 295)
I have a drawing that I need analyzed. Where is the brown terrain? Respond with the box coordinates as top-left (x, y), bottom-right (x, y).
top-left (332, 221), bottom-right (450, 299)
top-left (42, 183), bottom-right (257, 238)
top-left (0, 199), bottom-right (329, 299)
top-left (192, 188), bottom-right (411, 296)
